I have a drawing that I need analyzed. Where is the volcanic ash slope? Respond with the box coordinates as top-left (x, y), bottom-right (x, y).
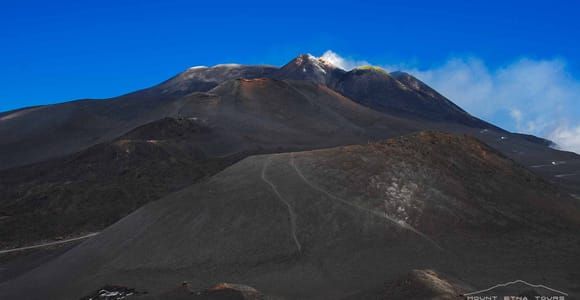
top-left (1, 132), bottom-right (579, 299)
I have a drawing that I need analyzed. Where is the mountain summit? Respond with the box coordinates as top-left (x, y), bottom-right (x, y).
top-left (275, 53), bottom-right (346, 85)
top-left (0, 53), bottom-right (570, 171)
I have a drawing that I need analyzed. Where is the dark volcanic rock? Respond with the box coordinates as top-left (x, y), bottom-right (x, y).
top-left (1, 132), bottom-right (578, 299)
top-left (152, 282), bottom-right (264, 300)
top-left (0, 117), bottom-right (235, 248)
top-left (333, 68), bottom-right (491, 128)
top-left (158, 64), bottom-right (278, 96)
top-left (382, 269), bottom-right (470, 300)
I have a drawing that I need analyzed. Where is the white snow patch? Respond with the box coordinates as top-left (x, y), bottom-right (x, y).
top-left (213, 63), bottom-right (242, 68)
top-left (188, 65), bottom-right (207, 70)
top-left (312, 60), bottom-right (327, 74)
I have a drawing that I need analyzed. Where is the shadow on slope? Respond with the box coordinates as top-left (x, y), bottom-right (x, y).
top-left (1, 132), bottom-right (578, 299)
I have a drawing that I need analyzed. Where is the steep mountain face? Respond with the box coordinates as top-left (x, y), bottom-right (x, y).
top-left (390, 71), bottom-right (445, 100)
top-left (272, 55), bottom-right (486, 129)
top-left (333, 68), bottom-right (414, 111)
top-left (333, 68), bottom-right (491, 127)
top-left (1, 132), bottom-right (578, 299)
top-left (274, 53), bottom-right (346, 85)
top-left (390, 71), bottom-right (497, 129)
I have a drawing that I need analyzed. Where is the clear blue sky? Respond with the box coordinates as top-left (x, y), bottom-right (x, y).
top-left (1, 0), bottom-right (579, 113)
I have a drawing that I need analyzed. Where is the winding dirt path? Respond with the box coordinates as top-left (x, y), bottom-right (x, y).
top-left (0, 233), bottom-right (99, 255)
top-left (261, 156), bottom-right (302, 253)
top-left (554, 173), bottom-right (577, 178)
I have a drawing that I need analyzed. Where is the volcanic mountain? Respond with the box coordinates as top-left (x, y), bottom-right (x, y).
top-left (1, 54), bottom-right (579, 247)
top-left (2, 53), bottom-right (573, 172)
top-left (0, 54), bottom-right (496, 170)
top-left (0, 78), bottom-right (424, 247)
top-left (1, 53), bottom-right (579, 299)
top-left (2, 72), bottom-right (578, 249)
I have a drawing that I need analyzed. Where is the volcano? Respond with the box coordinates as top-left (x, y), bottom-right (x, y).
top-left (0, 54), bottom-right (579, 299)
